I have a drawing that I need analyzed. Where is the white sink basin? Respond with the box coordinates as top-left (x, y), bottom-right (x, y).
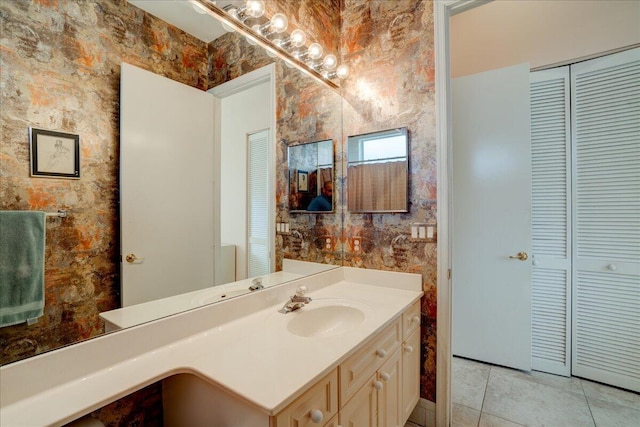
top-left (287, 304), bottom-right (366, 338)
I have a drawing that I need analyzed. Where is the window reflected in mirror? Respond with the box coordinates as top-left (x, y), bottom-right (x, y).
top-left (288, 139), bottom-right (334, 213)
top-left (347, 128), bottom-right (409, 213)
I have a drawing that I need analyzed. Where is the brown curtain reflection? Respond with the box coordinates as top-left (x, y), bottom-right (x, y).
top-left (347, 161), bottom-right (407, 211)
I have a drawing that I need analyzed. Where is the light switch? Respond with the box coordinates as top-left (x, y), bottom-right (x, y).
top-left (427, 226), bottom-right (434, 239)
top-left (418, 226), bottom-right (426, 239)
top-left (277, 223), bottom-right (282, 232)
top-left (285, 223), bottom-right (290, 232)
top-left (411, 225), bottom-right (418, 238)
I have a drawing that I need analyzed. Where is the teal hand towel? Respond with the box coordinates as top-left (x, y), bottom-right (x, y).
top-left (0, 211), bottom-right (46, 327)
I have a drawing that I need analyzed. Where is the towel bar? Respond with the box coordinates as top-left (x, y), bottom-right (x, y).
top-left (45, 210), bottom-right (67, 218)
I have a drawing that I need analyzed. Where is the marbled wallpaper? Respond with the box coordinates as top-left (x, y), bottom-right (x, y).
top-left (340, 0), bottom-right (438, 401)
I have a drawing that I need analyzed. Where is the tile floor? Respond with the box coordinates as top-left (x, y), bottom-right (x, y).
top-left (452, 356), bottom-right (640, 427)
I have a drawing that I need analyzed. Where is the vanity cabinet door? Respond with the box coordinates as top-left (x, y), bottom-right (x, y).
top-left (339, 375), bottom-right (377, 427)
top-left (377, 348), bottom-right (402, 427)
top-left (324, 414), bottom-right (340, 427)
top-left (401, 330), bottom-right (420, 422)
top-left (274, 369), bottom-right (338, 427)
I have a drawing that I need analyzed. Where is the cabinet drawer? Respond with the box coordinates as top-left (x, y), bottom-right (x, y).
top-left (339, 318), bottom-right (402, 406)
top-left (274, 369), bottom-right (338, 427)
top-left (402, 300), bottom-right (421, 340)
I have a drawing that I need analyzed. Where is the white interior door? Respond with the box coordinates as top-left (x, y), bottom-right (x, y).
top-left (452, 63), bottom-right (532, 371)
top-left (120, 63), bottom-right (215, 306)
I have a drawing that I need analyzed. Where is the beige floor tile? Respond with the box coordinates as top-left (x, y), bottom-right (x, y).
top-left (483, 367), bottom-right (595, 427)
top-left (491, 365), bottom-right (584, 395)
top-left (478, 412), bottom-right (525, 427)
top-left (588, 396), bottom-right (640, 427)
top-left (452, 403), bottom-right (481, 427)
top-left (581, 379), bottom-right (640, 410)
top-left (452, 357), bottom-right (491, 410)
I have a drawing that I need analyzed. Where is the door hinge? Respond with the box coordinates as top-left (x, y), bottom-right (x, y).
top-left (447, 269), bottom-right (451, 280)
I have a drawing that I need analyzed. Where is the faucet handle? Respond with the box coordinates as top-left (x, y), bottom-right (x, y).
top-left (295, 285), bottom-right (308, 296)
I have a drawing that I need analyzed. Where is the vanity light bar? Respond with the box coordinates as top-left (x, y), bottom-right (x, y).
top-left (192, 0), bottom-right (343, 90)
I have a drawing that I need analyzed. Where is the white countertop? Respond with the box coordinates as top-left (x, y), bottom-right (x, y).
top-left (0, 266), bottom-right (422, 426)
top-left (99, 270), bottom-right (305, 330)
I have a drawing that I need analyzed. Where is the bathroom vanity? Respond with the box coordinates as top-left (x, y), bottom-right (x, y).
top-left (0, 265), bottom-right (422, 426)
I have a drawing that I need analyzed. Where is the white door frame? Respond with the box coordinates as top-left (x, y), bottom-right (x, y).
top-left (208, 64), bottom-right (277, 277)
top-left (434, 1), bottom-right (491, 425)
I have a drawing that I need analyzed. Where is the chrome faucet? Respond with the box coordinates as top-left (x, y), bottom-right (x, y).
top-left (278, 286), bottom-right (312, 314)
top-left (249, 277), bottom-right (264, 291)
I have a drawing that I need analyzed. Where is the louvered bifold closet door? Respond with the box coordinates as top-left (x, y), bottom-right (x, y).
top-left (530, 67), bottom-right (572, 376)
top-left (247, 129), bottom-right (271, 277)
top-left (571, 48), bottom-right (640, 392)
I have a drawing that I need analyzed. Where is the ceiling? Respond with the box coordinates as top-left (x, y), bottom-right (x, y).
top-left (128, 0), bottom-right (243, 43)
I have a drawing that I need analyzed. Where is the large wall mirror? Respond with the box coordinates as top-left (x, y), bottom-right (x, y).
top-left (347, 127), bottom-right (409, 213)
top-left (288, 140), bottom-right (334, 213)
top-left (0, 0), bottom-right (343, 365)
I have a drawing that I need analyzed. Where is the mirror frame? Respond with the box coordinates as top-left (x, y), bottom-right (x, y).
top-left (346, 127), bottom-right (410, 214)
top-left (288, 139), bottom-right (335, 213)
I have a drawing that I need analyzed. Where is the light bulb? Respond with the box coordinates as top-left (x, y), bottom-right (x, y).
top-left (227, 7), bottom-right (240, 20)
top-left (265, 47), bottom-right (277, 58)
top-left (308, 43), bottom-right (323, 60)
top-left (290, 29), bottom-right (307, 48)
top-left (251, 24), bottom-right (262, 35)
top-left (323, 54), bottom-right (337, 70)
top-left (246, 0), bottom-right (265, 18)
top-left (270, 13), bottom-right (288, 33)
top-left (336, 64), bottom-right (349, 79)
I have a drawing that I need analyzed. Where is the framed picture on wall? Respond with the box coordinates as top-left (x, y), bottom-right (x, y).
top-left (29, 127), bottom-right (80, 179)
top-left (297, 170), bottom-right (309, 192)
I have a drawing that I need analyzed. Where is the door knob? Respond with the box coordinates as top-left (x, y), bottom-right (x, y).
top-left (509, 251), bottom-right (528, 261)
top-left (125, 253), bottom-right (143, 263)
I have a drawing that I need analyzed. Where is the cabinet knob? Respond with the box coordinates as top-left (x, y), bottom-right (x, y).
top-left (411, 315), bottom-right (420, 324)
top-left (376, 349), bottom-right (387, 358)
top-left (373, 380), bottom-right (383, 390)
top-left (309, 409), bottom-right (323, 423)
top-left (607, 264), bottom-right (617, 271)
top-left (381, 372), bottom-right (391, 381)
top-left (404, 345), bottom-right (415, 354)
